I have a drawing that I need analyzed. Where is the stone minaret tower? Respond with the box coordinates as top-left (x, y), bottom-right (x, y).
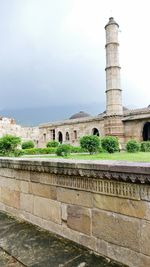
top-left (105, 17), bottom-right (123, 116)
top-left (104, 17), bottom-right (124, 145)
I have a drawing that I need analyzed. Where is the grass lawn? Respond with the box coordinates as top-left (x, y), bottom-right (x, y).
top-left (23, 152), bottom-right (150, 162)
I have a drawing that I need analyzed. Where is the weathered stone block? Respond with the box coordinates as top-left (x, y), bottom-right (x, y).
top-left (79, 234), bottom-right (97, 251)
top-left (29, 182), bottom-right (57, 200)
top-left (30, 172), bottom-right (40, 183)
top-left (141, 220), bottom-right (150, 256)
top-left (0, 177), bottom-right (20, 192)
top-left (67, 205), bottom-right (91, 235)
top-left (0, 202), bottom-right (5, 211)
top-left (57, 188), bottom-right (93, 207)
top-left (39, 173), bottom-right (56, 185)
top-left (29, 183), bottom-right (49, 198)
top-left (1, 187), bottom-right (20, 209)
top-left (61, 203), bottom-right (67, 221)
top-left (42, 218), bottom-right (63, 237)
top-left (141, 185), bottom-right (150, 201)
top-left (5, 205), bottom-right (20, 217)
top-left (96, 239), bottom-right (108, 256)
top-left (14, 170), bottom-right (30, 181)
top-left (20, 181), bottom-right (29, 193)
top-left (93, 194), bottom-right (150, 220)
top-left (62, 225), bottom-right (80, 244)
top-left (139, 254), bottom-right (150, 267)
top-left (92, 209), bottom-right (140, 252)
top-left (107, 242), bottom-right (150, 267)
top-left (33, 196), bottom-right (61, 224)
top-left (20, 193), bottom-right (34, 213)
top-left (0, 168), bottom-right (15, 178)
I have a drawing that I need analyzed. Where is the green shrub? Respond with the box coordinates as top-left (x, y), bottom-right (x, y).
top-left (14, 149), bottom-right (26, 157)
top-left (140, 141), bottom-right (150, 152)
top-left (69, 146), bottom-right (86, 153)
top-left (17, 147), bottom-right (56, 155)
top-left (101, 136), bottom-right (119, 153)
top-left (126, 140), bottom-right (140, 153)
top-left (0, 134), bottom-right (21, 156)
top-left (22, 140), bottom-right (34, 149)
top-left (37, 147), bottom-right (56, 154)
top-left (56, 144), bottom-right (71, 157)
top-left (46, 141), bottom-right (59, 148)
top-left (98, 145), bottom-right (104, 153)
top-left (80, 135), bottom-right (100, 154)
top-left (22, 148), bottom-right (37, 155)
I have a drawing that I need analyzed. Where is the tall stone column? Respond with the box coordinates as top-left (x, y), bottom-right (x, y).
top-left (105, 17), bottom-right (123, 116)
top-left (104, 18), bottom-right (124, 146)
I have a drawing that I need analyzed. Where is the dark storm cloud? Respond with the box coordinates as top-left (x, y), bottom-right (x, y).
top-left (0, 0), bottom-right (105, 109)
top-left (0, 0), bottom-right (149, 111)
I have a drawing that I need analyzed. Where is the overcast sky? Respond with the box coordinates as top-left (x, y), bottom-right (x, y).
top-left (0, 0), bottom-right (149, 110)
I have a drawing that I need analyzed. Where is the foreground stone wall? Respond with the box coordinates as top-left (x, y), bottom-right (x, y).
top-left (0, 158), bottom-right (150, 267)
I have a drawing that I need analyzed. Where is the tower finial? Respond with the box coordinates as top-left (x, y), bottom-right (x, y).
top-left (105, 17), bottom-right (119, 29)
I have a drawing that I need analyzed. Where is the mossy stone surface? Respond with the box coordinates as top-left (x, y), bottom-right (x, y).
top-left (0, 212), bottom-right (127, 267)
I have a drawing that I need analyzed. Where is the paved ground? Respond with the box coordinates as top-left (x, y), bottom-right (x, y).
top-left (0, 212), bottom-right (127, 267)
top-left (0, 248), bottom-right (24, 267)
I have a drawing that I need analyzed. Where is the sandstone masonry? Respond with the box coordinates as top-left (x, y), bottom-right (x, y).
top-left (0, 158), bottom-right (150, 267)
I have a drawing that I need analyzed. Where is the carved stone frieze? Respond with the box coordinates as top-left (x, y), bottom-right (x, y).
top-left (52, 175), bottom-right (140, 200)
top-left (0, 158), bottom-right (150, 185)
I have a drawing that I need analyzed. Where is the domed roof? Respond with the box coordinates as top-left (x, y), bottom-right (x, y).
top-left (123, 106), bottom-right (129, 111)
top-left (69, 111), bottom-right (91, 120)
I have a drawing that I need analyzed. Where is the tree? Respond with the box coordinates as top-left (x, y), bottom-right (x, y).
top-left (80, 135), bottom-right (100, 154)
top-left (0, 135), bottom-right (21, 156)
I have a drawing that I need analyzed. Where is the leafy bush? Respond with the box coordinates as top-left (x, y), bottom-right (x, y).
top-left (56, 144), bottom-right (71, 157)
top-left (140, 141), bottom-right (150, 152)
top-left (22, 140), bottom-right (34, 149)
top-left (98, 145), bottom-right (104, 153)
top-left (46, 141), bottom-right (59, 147)
top-left (16, 147), bottom-right (56, 156)
top-left (14, 149), bottom-right (26, 157)
top-left (80, 135), bottom-right (100, 154)
top-left (69, 146), bottom-right (86, 153)
top-left (126, 140), bottom-right (140, 153)
top-left (0, 134), bottom-right (21, 156)
top-left (101, 136), bottom-right (119, 153)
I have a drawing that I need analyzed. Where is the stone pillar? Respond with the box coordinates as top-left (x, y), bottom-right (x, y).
top-left (105, 17), bottom-right (123, 116)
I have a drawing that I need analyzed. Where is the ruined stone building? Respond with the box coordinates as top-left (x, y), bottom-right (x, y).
top-left (0, 116), bottom-right (39, 145)
top-left (1, 18), bottom-right (150, 148)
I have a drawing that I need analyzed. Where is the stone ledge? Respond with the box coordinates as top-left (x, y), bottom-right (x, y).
top-left (0, 158), bottom-right (150, 184)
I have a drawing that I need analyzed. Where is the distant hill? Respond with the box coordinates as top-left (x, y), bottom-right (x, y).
top-left (0, 103), bottom-right (105, 127)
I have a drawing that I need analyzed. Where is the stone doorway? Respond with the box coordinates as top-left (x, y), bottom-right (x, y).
top-left (58, 131), bottom-right (63, 143)
top-left (92, 128), bottom-right (99, 136)
top-left (143, 122), bottom-right (150, 141)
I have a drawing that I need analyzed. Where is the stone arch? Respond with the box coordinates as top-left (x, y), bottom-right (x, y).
top-left (143, 122), bottom-right (150, 141)
top-left (58, 131), bottom-right (63, 143)
top-left (73, 130), bottom-right (77, 140)
top-left (66, 132), bottom-right (70, 141)
top-left (92, 128), bottom-right (100, 136)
